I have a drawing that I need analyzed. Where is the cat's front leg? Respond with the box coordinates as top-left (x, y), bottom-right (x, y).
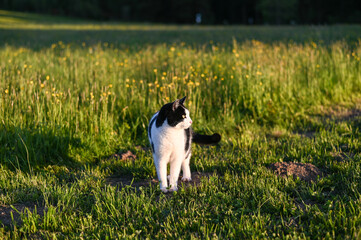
top-left (181, 154), bottom-right (192, 182)
top-left (154, 154), bottom-right (169, 193)
top-left (168, 157), bottom-right (183, 192)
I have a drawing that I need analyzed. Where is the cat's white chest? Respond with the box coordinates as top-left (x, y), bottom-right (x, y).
top-left (152, 122), bottom-right (185, 154)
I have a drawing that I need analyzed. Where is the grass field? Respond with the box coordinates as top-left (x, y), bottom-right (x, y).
top-left (1, 10), bottom-right (361, 239)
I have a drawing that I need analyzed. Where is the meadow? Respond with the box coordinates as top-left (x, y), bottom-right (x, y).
top-left (1, 10), bottom-right (361, 239)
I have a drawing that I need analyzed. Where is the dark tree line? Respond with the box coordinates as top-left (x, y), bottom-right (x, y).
top-left (1, 0), bottom-right (361, 24)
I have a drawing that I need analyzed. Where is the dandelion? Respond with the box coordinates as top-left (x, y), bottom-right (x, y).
top-left (245, 75), bottom-right (249, 78)
top-left (46, 75), bottom-right (50, 80)
top-left (153, 69), bottom-right (157, 73)
top-left (170, 47), bottom-right (175, 52)
top-left (260, 82), bottom-right (263, 86)
top-left (201, 73), bottom-right (205, 78)
top-left (126, 84), bottom-right (130, 88)
top-left (107, 91), bottom-right (112, 95)
top-left (102, 92), bottom-right (107, 97)
top-left (140, 80), bottom-right (143, 84)
top-left (108, 84), bottom-right (113, 88)
top-left (256, 71), bottom-right (262, 76)
top-left (40, 83), bottom-right (45, 88)
top-left (162, 72), bottom-right (167, 76)
top-left (316, 64), bottom-right (320, 68)
top-left (24, 64), bottom-right (28, 68)
top-left (4, 89), bottom-right (9, 94)
top-left (30, 81), bottom-right (34, 85)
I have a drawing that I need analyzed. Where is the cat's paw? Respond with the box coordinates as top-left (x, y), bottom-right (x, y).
top-left (168, 186), bottom-right (178, 192)
top-left (181, 176), bottom-right (192, 182)
top-left (160, 187), bottom-right (168, 193)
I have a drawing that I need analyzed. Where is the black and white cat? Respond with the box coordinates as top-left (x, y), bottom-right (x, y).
top-left (148, 96), bottom-right (221, 192)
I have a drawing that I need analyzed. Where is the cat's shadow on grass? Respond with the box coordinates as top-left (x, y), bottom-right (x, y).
top-left (0, 125), bottom-right (82, 172)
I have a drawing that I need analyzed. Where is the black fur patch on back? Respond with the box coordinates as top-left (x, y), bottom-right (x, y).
top-left (156, 101), bottom-right (187, 128)
top-left (148, 116), bottom-right (157, 139)
top-left (151, 142), bottom-right (155, 153)
top-left (156, 103), bottom-right (172, 127)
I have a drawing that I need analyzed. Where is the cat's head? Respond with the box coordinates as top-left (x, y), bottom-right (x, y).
top-left (156, 96), bottom-right (193, 129)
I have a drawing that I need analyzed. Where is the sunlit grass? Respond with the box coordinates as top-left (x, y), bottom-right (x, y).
top-left (1, 10), bottom-right (361, 239)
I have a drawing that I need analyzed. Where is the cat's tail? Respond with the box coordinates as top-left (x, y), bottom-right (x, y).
top-left (192, 132), bottom-right (221, 145)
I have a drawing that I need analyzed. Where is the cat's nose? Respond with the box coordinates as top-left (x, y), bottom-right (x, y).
top-left (190, 120), bottom-right (192, 124)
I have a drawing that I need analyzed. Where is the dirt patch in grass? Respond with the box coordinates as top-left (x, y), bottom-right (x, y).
top-left (107, 150), bottom-right (137, 161)
top-left (105, 172), bottom-right (212, 190)
top-left (295, 102), bottom-right (361, 138)
top-left (0, 203), bottom-right (45, 227)
top-left (320, 105), bottom-right (361, 122)
top-left (268, 162), bottom-right (323, 182)
top-left (330, 151), bottom-right (355, 162)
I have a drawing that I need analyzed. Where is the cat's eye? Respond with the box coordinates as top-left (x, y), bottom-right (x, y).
top-left (182, 115), bottom-right (186, 119)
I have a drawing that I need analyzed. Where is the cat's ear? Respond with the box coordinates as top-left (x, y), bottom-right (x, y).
top-left (172, 99), bottom-right (180, 111)
top-left (179, 96), bottom-right (187, 105)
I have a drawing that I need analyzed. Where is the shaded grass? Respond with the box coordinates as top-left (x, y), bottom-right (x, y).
top-left (1, 10), bottom-right (361, 239)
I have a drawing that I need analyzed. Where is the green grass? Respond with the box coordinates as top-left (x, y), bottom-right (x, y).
top-left (1, 10), bottom-right (361, 239)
